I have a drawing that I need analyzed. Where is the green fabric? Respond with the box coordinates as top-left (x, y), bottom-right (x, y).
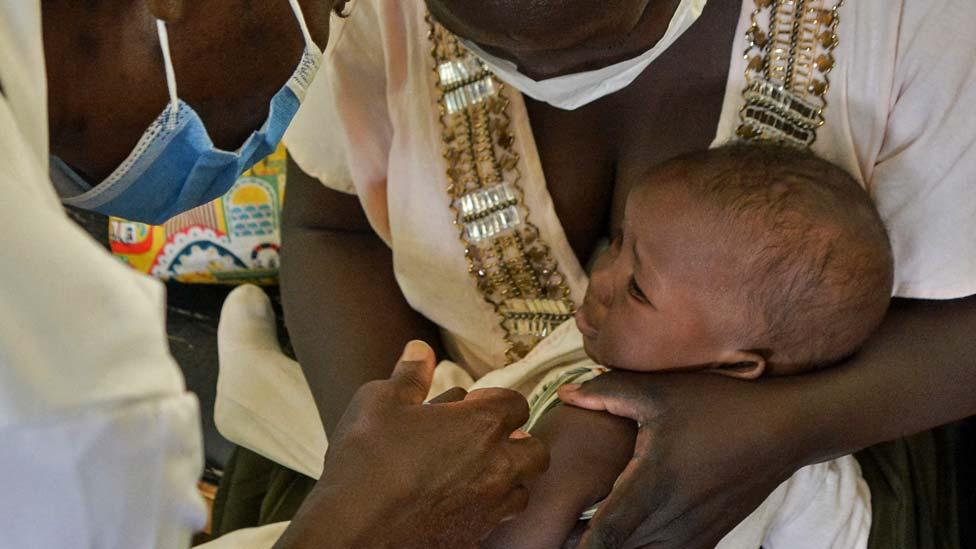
top-left (211, 447), bottom-right (316, 537)
top-left (855, 423), bottom-right (963, 549)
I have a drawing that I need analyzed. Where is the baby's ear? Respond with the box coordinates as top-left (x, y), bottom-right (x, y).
top-left (709, 350), bottom-right (766, 380)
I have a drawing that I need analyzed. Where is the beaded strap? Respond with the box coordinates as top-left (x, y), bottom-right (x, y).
top-left (737, 0), bottom-right (844, 147)
top-left (428, 18), bottom-right (576, 362)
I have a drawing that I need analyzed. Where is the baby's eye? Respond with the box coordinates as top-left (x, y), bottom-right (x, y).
top-left (628, 276), bottom-right (650, 304)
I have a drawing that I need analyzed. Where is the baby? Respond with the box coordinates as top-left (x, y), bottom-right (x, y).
top-left (483, 143), bottom-right (893, 548)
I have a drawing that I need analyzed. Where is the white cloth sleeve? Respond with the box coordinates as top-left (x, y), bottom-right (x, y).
top-left (1, 84), bottom-right (205, 545)
top-left (0, 171), bottom-right (189, 421)
top-left (0, 395), bottom-right (206, 549)
top-left (870, 0), bottom-right (976, 300)
top-left (284, 0), bottom-right (392, 198)
top-left (762, 456), bottom-right (872, 549)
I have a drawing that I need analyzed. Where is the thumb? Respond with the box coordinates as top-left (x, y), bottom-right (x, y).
top-left (557, 380), bottom-right (646, 423)
top-left (389, 340), bottom-right (436, 404)
top-left (579, 433), bottom-right (657, 549)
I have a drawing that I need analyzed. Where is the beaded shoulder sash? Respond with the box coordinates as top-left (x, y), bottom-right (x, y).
top-left (737, 0), bottom-right (844, 147)
top-left (428, 19), bottom-right (576, 363)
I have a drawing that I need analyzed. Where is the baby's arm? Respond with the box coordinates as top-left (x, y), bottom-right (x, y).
top-left (483, 404), bottom-right (637, 549)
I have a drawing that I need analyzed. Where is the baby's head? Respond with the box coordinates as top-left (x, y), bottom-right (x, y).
top-left (576, 144), bottom-right (893, 378)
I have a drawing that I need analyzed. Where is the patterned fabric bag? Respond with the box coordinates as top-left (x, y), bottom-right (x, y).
top-left (109, 145), bottom-right (287, 284)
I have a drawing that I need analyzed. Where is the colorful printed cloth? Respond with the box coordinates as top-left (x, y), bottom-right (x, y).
top-left (109, 145), bottom-right (288, 284)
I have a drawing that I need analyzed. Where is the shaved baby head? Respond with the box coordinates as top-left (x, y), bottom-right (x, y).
top-left (648, 144), bottom-right (894, 370)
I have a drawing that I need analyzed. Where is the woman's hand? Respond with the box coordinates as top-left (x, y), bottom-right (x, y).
top-left (276, 340), bottom-right (550, 549)
top-left (558, 370), bottom-right (805, 549)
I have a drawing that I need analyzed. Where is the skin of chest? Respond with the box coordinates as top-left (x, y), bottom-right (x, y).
top-left (525, 0), bottom-right (742, 267)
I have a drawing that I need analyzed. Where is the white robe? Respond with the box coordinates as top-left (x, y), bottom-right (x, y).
top-left (0, 3), bottom-right (205, 547)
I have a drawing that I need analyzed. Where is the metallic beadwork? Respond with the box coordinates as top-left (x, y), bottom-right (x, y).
top-left (459, 183), bottom-right (518, 222)
top-left (737, 0), bottom-right (844, 147)
top-left (437, 55), bottom-right (487, 88)
top-left (429, 17), bottom-right (576, 363)
top-left (465, 205), bottom-right (520, 242)
top-left (442, 76), bottom-right (499, 115)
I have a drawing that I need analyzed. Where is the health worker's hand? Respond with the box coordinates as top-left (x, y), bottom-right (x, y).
top-left (558, 370), bottom-right (804, 549)
top-left (276, 340), bottom-right (549, 549)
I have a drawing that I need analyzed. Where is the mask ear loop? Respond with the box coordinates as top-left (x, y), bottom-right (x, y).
top-left (288, 0), bottom-right (319, 53)
top-left (156, 20), bottom-right (181, 130)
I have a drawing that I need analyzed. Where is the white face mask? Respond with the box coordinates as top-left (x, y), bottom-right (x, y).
top-left (460, 0), bottom-right (707, 110)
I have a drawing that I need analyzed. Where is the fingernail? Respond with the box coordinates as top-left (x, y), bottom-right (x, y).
top-left (509, 429), bottom-right (531, 440)
top-left (559, 383), bottom-right (581, 393)
top-left (401, 340), bottom-right (430, 362)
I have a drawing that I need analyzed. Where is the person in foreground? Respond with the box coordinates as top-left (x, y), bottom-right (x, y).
top-left (0, 1), bottom-right (546, 547)
top-left (482, 144), bottom-right (889, 548)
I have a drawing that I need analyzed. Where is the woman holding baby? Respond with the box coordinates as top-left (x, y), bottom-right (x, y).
top-left (217, 0), bottom-right (976, 546)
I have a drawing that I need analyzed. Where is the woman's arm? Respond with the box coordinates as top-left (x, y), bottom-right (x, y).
top-left (558, 294), bottom-right (976, 548)
top-left (799, 295), bottom-right (976, 458)
top-left (280, 158), bottom-right (443, 434)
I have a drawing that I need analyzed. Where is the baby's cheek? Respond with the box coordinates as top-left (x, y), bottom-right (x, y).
top-left (603, 327), bottom-right (655, 371)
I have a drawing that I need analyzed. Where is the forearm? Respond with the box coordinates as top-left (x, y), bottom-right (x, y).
top-left (281, 229), bottom-right (437, 433)
top-left (789, 295), bottom-right (976, 462)
top-left (280, 161), bottom-right (441, 434)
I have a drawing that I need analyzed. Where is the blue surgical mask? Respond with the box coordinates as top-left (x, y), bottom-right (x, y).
top-left (53, 0), bottom-right (322, 225)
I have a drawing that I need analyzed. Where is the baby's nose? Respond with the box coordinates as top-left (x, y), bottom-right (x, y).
top-left (587, 265), bottom-right (615, 307)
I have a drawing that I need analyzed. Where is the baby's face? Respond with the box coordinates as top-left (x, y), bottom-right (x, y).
top-left (576, 181), bottom-right (745, 372)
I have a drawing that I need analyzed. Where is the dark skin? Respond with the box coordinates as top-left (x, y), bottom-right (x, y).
top-left (43, 0), bottom-right (330, 181)
top-left (283, 0), bottom-right (739, 433)
top-left (40, 1), bottom-right (549, 545)
top-left (482, 405), bottom-right (637, 549)
top-left (560, 293), bottom-right (976, 548)
top-left (280, 157), bottom-right (444, 435)
top-left (277, 341), bottom-right (551, 549)
top-left (284, 0), bottom-right (976, 547)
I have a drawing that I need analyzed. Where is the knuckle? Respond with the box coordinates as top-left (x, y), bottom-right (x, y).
top-left (504, 485), bottom-right (530, 515)
top-left (473, 406), bottom-right (507, 433)
top-left (503, 392), bottom-right (531, 422)
top-left (474, 388), bottom-right (530, 428)
top-left (483, 449), bottom-right (517, 487)
top-left (395, 372), bottom-right (428, 399)
top-left (495, 447), bottom-right (518, 477)
top-left (470, 387), bottom-right (514, 403)
top-left (520, 437), bottom-right (550, 472)
top-left (335, 405), bottom-right (381, 442)
top-left (356, 379), bottom-right (387, 401)
top-left (589, 525), bottom-right (629, 549)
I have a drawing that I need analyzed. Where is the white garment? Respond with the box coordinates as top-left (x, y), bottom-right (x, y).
top-left (286, 1), bottom-right (976, 379)
top-left (0, 3), bottom-right (206, 547)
